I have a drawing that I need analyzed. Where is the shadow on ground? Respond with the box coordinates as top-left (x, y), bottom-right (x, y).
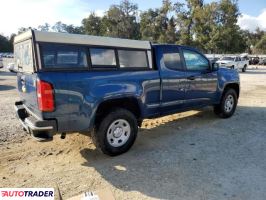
top-left (0, 85), bottom-right (16, 91)
top-left (79, 106), bottom-right (266, 199)
top-left (0, 70), bottom-right (16, 76)
top-left (244, 70), bottom-right (266, 75)
top-left (244, 67), bottom-right (266, 74)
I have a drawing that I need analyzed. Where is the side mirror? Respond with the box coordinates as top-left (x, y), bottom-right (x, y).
top-left (212, 62), bottom-right (219, 71)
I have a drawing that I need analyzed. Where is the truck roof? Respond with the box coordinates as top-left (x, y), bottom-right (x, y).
top-left (14, 30), bottom-right (151, 50)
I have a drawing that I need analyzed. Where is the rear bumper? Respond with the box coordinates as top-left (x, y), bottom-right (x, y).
top-left (14, 101), bottom-right (57, 133)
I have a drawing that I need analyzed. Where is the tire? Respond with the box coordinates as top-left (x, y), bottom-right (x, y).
top-left (242, 65), bottom-right (247, 72)
top-left (213, 89), bottom-right (238, 118)
top-left (92, 108), bottom-right (138, 156)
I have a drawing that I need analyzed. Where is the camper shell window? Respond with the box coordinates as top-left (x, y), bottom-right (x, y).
top-left (89, 48), bottom-right (117, 67)
top-left (14, 39), bottom-right (34, 72)
top-left (118, 50), bottom-right (148, 68)
top-left (40, 44), bottom-right (88, 69)
top-left (39, 43), bottom-right (151, 71)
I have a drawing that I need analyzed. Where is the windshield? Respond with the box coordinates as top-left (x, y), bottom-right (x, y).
top-left (14, 39), bottom-right (34, 72)
top-left (221, 57), bottom-right (234, 61)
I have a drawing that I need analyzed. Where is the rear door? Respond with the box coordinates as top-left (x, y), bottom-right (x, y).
top-left (181, 48), bottom-right (218, 106)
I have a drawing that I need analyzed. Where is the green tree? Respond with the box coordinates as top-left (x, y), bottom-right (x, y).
top-left (64, 25), bottom-right (83, 34)
top-left (51, 21), bottom-right (82, 34)
top-left (243, 28), bottom-right (265, 53)
top-left (174, 0), bottom-right (247, 53)
top-left (173, 1), bottom-right (200, 46)
top-left (140, 8), bottom-right (161, 42)
top-left (191, 2), bottom-right (218, 51)
top-left (158, 0), bottom-right (177, 43)
top-left (104, 0), bottom-right (140, 39)
top-left (211, 0), bottom-right (244, 53)
top-left (52, 21), bottom-right (67, 32)
top-left (140, 0), bottom-right (176, 43)
top-left (38, 23), bottom-right (50, 31)
top-left (0, 35), bottom-right (12, 52)
top-left (13, 0), bottom-right (253, 54)
top-left (9, 34), bottom-right (16, 51)
top-left (163, 17), bottom-right (177, 44)
top-left (254, 34), bottom-right (266, 54)
top-left (82, 12), bottom-right (104, 35)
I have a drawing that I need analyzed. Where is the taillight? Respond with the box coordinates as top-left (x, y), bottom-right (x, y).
top-left (37, 80), bottom-right (55, 112)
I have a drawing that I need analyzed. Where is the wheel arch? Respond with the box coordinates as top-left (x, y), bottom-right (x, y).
top-left (94, 97), bottom-right (142, 127)
top-left (223, 83), bottom-right (240, 98)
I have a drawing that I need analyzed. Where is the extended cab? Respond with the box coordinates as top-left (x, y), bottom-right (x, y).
top-left (14, 30), bottom-right (240, 156)
top-left (216, 56), bottom-right (248, 72)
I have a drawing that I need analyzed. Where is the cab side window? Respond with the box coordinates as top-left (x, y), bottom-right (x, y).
top-left (183, 49), bottom-right (209, 71)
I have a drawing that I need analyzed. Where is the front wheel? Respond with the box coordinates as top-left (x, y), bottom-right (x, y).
top-left (214, 89), bottom-right (238, 118)
top-left (92, 108), bottom-right (138, 156)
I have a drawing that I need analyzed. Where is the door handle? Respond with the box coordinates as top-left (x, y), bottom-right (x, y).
top-left (187, 76), bottom-right (196, 80)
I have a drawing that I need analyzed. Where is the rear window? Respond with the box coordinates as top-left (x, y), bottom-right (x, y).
top-left (14, 40), bottom-right (34, 72)
top-left (118, 50), bottom-right (148, 68)
top-left (40, 44), bottom-right (87, 69)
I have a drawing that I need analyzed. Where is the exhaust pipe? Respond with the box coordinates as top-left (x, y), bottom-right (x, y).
top-left (60, 132), bottom-right (66, 139)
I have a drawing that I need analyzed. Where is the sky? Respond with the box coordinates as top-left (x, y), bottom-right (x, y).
top-left (0, 0), bottom-right (265, 37)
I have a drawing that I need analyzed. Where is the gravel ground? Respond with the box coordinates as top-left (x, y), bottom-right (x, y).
top-left (0, 66), bottom-right (266, 200)
top-left (0, 69), bottom-right (25, 143)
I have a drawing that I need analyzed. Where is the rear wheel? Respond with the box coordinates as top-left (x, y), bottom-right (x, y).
top-left (92, 108), bottom-right (138, 156)
top-left (214, 89), bottom-right (238, 118)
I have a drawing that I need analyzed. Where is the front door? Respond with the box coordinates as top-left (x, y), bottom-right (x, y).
top-left (181, 48), bottom-right (218, 107)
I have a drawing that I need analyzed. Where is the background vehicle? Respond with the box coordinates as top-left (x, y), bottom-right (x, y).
top-left (216, 56), bottom-right (248, 72)
top-left (0, 56), bottom-right (3, 68)
top-left (258, 58), bottom-right (266, 65)
top-left (249, 56), bottom-right (260, 65)
top-left (6, 63), bottom-right (15, 72)
top-left (14, 30), bottom-right (240, 156)
top-left (240, 57), bottom-right (249, 72)
top-left (207, 57), bottom-right (219, 64)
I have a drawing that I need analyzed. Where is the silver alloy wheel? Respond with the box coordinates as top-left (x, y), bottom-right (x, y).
top-left (106, 119), bottom-right (131, 147)
top-left (224, 94), bottom-right (234, 113)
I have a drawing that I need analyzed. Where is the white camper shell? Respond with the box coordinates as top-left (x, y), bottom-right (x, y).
top-left (14, 30), bottom-right (153, 72)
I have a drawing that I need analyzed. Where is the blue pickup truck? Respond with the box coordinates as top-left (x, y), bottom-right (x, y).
top-left (14, 30), bottom-right (239, 156)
